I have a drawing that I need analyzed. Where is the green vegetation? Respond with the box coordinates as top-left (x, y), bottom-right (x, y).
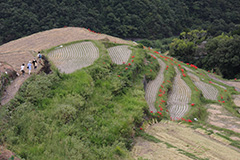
top-left (203, 34), bottom-right (240, 79)
top-left (153, 54), bottom-right (175, 118)
top-left (0, 72), bottom-right (10, 97)
top-left (170, 29), bottom-right (240, 79)
top-left (137, 37), bottom-right (176, 53)
top-left (1, 0), bottom-right (240, 45)
top-left (0, 41), bottom-right (163, 159)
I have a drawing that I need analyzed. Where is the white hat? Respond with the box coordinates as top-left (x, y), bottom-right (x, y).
top-left (29, 61), bottom-right (31, 63)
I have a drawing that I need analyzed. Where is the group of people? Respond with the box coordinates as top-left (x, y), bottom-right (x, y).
top-left (20, 52), bottom-right (42, 76)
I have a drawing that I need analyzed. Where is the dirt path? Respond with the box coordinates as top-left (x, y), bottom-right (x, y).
top-left (0, 74), bottom-right (30, 106)
top-left (145, 56), bottom-right (166, 112)
top-left (207, 104), bottom-right (240, 133)
top-left (132, 121), bottom-right (240, 160)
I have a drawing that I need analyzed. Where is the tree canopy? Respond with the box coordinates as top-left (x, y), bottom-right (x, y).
top-left (1, 0), bottom-right (240, 45)
top-left (169, 30), bottom-right (240, 79)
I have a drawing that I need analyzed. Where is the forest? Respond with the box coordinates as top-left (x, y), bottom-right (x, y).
top-left (1, 0), bottom-right (240, 45)
top-left (169, 29), bottom-right (240, 79)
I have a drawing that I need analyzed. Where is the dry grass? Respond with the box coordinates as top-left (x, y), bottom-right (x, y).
top-left (132, 121), bottom-right (240, 160)
top-left (233, 95), bottom-right (240, 107)
top-left (207, 104), bottom-right (240, 133)
top-left (227, 82), bottom-right (240, 91)
top-left (132, 137), bottom-right (192, 160)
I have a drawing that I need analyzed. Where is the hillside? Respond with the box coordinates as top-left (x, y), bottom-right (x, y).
top-left (0, 27), bottom-right (132, 74)
top-left (0, 29), bottom-right (240, 159)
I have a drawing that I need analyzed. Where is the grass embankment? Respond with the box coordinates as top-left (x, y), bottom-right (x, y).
top-left (153, 55), bottom-right (175, 119)
top-left (0, 41), bottom-right (160, 159)
top-left (138, 49), bottom-right (176, 128)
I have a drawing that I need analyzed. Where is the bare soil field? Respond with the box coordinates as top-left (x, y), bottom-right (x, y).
top-left (207, 104), bottom-right (240, 133)
top-left (132, 121), bottom-right (240, 160)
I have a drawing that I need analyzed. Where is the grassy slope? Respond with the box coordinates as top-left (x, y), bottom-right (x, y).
top-left (0, 41), bottom-right (161, 160)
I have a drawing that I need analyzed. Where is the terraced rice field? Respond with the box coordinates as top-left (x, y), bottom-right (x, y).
top-left (48, 42), bottom-right (99, 73)
top-left (188, 72), bottom-right (218, 100)
top-left (211, 81), bottom-right (227, 89)
top-left (145, 57), bottom-right (166, 112)
top-left (182, 66), bottom-right (194, 73)
top-left (208, 74), bottom-right (240, 92)
top-left (107, 45), bottom-right (132, 64)
top-left (167, 67), bottom-right (191, 120)
top-left (132, 121), bottom-right (240, 160)
top-left (207, 104), bottom-right (240, 133)
top-left (0, 27), bottom-right (132, 73)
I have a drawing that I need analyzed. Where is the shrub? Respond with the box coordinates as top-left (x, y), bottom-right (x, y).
top-left (54, 104), bottom-right (77, 124)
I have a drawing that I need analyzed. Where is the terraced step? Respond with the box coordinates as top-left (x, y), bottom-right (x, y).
top-left (182, 66), bottom-right (194, 73)
top-left (207, 104), bottom-right (240, 133)
top-left (211, 81), bottom-right (227, 89)
top-left (132, 121), bottom-right (240, 160)
top-left (183, 66), bottom-right (226, 90)
top-left (188, 72), bottom-right (218, 100)
top-left (168, 66), bottom-right (191, 120)
top-left (208, 74), bottom-right (240, 92)
top-left (145, 57), bottom-right (166, 113)
top-left (48, 41), bottom-right (99, 73)
top-left (107, 45), bottom-right (132, 64)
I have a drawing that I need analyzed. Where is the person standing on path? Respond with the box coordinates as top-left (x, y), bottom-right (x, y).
top-left (20, 64), bottom-right (25, 76)
top-left (37, 51), bottom-right (42, 65)
top-left (32, 58), bottom-right (37, 70)
top-left (27, 61), bottom-right (32, 75)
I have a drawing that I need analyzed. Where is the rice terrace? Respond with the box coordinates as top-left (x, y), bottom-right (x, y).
top-left (0, 27), bottom-right (240, 160)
